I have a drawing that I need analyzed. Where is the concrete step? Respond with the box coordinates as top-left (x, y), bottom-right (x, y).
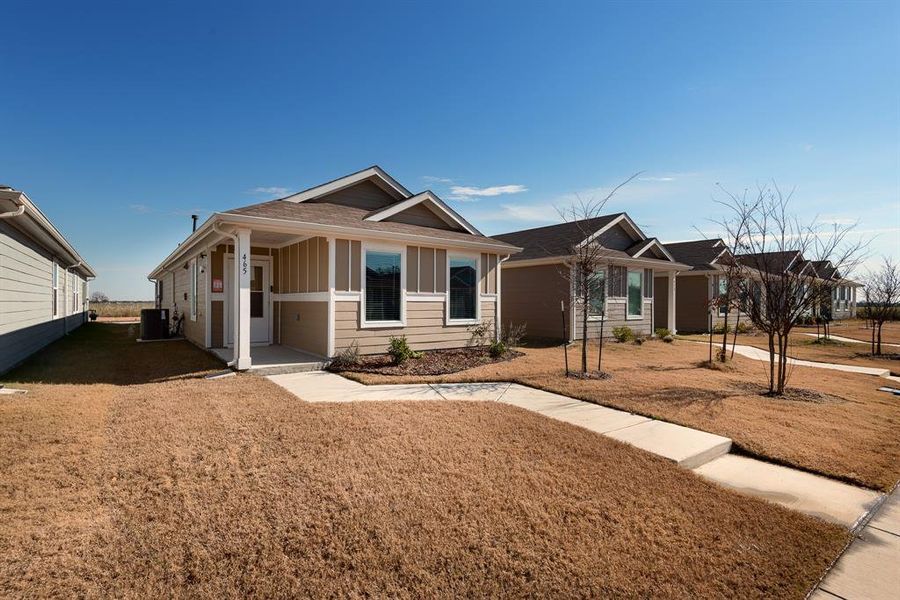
top-left (693, 454), bottom-right (883, 528)
top-left (604, 419), bottom-right (733, 469)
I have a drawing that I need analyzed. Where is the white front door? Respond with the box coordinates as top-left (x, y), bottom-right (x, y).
top-left (226, 257), bottom-right (271, 345)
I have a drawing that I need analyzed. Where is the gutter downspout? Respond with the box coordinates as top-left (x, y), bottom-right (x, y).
top-left (496, 254), bottom-right (511, 342)
top-left (213, 222), bottom-right (240, 367)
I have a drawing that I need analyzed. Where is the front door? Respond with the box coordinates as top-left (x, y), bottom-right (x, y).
top-left (226, 258), bottom-right (270, 345)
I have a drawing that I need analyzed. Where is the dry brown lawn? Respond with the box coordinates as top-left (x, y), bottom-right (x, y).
top-left (679, 330), bottom-right (900, 374)
top-left (350, 340), bottom-right (900, 492)
top-left (0, 324), bottom-right (848, 598)
top-left (89, 300), bottom-right (154, 318)
top-left (826, 318), bottom-right (900, 345)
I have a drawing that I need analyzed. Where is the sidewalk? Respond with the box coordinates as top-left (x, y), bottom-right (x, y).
top-left (801, 332), bottom-right (900, 349)
top-left (728, 343), bottom-right (892, 377)
top-left (267, 371), bottom-right (882, 528)
top-left (811, 490), bottom-right (900, 600)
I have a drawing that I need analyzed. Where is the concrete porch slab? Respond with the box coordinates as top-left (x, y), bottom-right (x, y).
top-left (693, 454), bottom-right (882, 528)
top-left (213, 345), bottom-right (326, 374)
top-left (603, 419), bottom-right (732, 469)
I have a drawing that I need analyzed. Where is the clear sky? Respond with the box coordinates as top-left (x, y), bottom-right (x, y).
top-left (2, 0), bottom-right (898, 299)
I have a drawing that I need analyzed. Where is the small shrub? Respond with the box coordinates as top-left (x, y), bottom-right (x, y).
top-left (736, 321), bottom-right (752, 334)
top-left (467, 320), bottom-right (493, 347)
top-left (387, 335), bottom-right (421, 364)
top-left (663, 334), bottom-right (674, 343)
top-left (712, 323), bottom-right (730, 334)
top-left (331, 340), bottom-right (360, 369)
top-left (633, 337), bottom-right (644, 346)
top-left (489, 340), bottom-right (507, 357)
top-left (501, 322), bottom-right (527, 347)
top-left (612, 326), bottom-right (634, 343)
top-left (655, 327), bottom-right (672, 338)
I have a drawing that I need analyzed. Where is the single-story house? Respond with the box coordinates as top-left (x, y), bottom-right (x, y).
top-left (494, 213), bottom-right (688, 341)
top-left (148, 166), bottom-right (520, 370)
top-left (0, 186), bottom-right (95, 374)
top-left (656, 238), bottom-right (746, 333)
top-left (812, 260), bottom-right (859, 320)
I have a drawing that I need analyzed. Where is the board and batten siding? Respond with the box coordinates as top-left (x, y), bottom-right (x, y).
top-left (335, 300), bottom-right (496, 355)
top-left (0, 219), bottom-right (88, 374)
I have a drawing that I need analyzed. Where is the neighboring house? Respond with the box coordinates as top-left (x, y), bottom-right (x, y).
top-left (494, 213), bottom-right (687, 341)
top-left (656, 238), bottom-right (746, 333)
top-left (0, 186), bottom-right (95, 374)
top-left (811, 260), bottom-right (859, 320)
top-left (148, 166), bottom-right (520, 370)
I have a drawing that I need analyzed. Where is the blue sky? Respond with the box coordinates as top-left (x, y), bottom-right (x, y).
top-left (2, 0), bottom-right (898, 299)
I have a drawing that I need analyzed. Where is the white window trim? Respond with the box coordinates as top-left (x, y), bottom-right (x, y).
top-left (626, 268), bottom-right (644, 319)
top-left (585, 269), bottom-right (607, 321)
top-left (51, 260), bottom-right (60, 318)
top-left (360, 241), bottom-right (406, 329)
top-left (446, 251), bottom-right (481, 326)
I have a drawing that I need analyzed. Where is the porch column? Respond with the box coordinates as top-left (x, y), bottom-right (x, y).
top-left (667, 272), bottom-right (678, 334)
top-left (235, 228), bottom-right (252, 370)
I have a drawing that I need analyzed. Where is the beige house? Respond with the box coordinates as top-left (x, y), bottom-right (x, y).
top-left (1, 186), bottom-right (94, 374)
top-left (148, 167), bottom-right (519, 370)
top-left (494, 214), bottom-right (687, 341)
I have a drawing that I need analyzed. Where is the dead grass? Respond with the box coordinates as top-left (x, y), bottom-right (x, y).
top-left (680, 330), bottom-right (900, 375)
top-left (0, 325), bottom-right (848, 598)
top-left (822, 318), bottom-right (900, 345)
top-left (349, 340), bottom-right (900, 492)
top-left (89, 301), bottom-right (154, 318)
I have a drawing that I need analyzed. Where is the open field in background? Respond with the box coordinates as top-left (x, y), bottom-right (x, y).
top-left (347, 339), bottom-right (900, 492)
top-left (679, 330), bottom-right (900, 375)
top-left (89, 301), bottom-right (154, 319)
top-left (0, 324), bottom-right (849, 598)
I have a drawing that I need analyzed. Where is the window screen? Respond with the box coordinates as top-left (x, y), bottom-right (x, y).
top-left (366, 251), bottom-right (401, 322)
top-left (449, 257), bottom-right (477, 320)
top-left (627, 270), bottom-right (643, 317)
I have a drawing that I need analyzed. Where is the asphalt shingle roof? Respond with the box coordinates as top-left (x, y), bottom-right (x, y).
top-left (492, 214), bottom-right (624, 262)
top-left (663, 239), bottom-right (726, 271)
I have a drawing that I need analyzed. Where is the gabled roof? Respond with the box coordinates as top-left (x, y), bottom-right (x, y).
top-left (737, 251), bottom-right (803, 275)
top-left (280, 165), bottom-right (411, 203)
top-left (664, 239), bottom-right (728, 271)
top-left (494, 213), bottom-right (684, 268)
top-left (364, 190), bottom-right (481, 235)
top-left (493, 214), bottom-right (624, 262)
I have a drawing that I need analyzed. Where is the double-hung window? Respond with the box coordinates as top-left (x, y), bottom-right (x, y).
top-left (626, 269), bottom-right (643, 318)
top-left (587, 270), bottom-right (606, 318)
top-left (718, 276), bottom-right (729, 316)
top-left (365, 250), bottom-right (402, 323)
top-left (449, 256), bottom-right (477, 321)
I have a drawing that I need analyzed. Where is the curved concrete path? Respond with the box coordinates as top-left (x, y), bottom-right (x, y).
top-left (801, 331), bottom-right (900, 349)
top-left (729, 343), bottom-right (892, 377)
top-left (267, 371), bottom-right (882, 528)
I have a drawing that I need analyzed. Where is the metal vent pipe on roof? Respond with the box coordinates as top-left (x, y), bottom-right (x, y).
top-left (191, 214), bottom-right (198, 232)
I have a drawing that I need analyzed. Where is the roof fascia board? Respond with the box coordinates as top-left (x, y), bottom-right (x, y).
top-left (505, 253), bottom-right (688, 271)
top-left (633, 239), bottom-right (677, 262)
top-left (364, 191), bottom-right (482, 235)
top-left (281, 166), bottom-right (411, 204)
top-left (576, 213), bottom-right (646, 249)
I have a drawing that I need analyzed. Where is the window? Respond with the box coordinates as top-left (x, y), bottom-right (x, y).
top-left (190, 258), bottom-right (198, 320)
top-left (449, 256), bottom-right (477, 320)
top-left (250, 265), bottom-right (263, 318)
top-left (718, 276), bottom-right (729, 316)
top-left (73, 275), bottom-right (80, 314)
top-left (68, 271), bottom-right (75, 314)
top-left (51, 261), bottom-right (59, 318)
top-left (365, 250), bottom-right (402, 322)
top-left (587, 270), bottom-right (606, 317)
top-left (627, 269), bottom-right (643, 317)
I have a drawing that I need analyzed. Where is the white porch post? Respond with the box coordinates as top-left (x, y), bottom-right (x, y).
top-left (235, 228), bottom-right (252, 370)
top-left (668, 272), bottom-right (678, 334)
top-left (326, 236), bottom-right (336, 358)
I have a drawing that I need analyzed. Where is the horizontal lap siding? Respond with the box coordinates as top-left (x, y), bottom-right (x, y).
top-left (574, 299), bottom-right (653, 339)
top-left (0, 220), bottom-right (53, 335)
top-left (334, 300), bottom-right (495, 355)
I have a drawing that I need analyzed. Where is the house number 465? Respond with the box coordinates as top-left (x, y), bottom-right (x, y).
top-left (242, 253), bottom-right (248, 275)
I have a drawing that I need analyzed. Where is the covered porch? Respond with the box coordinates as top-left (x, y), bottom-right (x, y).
top-left (211, 344), bottom-right (326, 373)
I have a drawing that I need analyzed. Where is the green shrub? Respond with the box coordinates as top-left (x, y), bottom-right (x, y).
top-left (489, 340), bottom-right (507, 357)
top-left (655, 327), bottom-right (672, 338)
top-left (612, 326), bottom-right (634, 343)
top-left (387, 335), bottom-right (421, 364)
top-left (330, 340), bottom-right (360, 369)
top-left (736, 321), bottom-right (752, 334)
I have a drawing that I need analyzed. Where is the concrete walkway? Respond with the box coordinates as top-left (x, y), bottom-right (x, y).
top-left (729, 343), bottom-right (892, 377)
top-left (267, 371), bottom-right (882, 528)
top-left (801, 332), bottom-right (900, 349)
top-left (811, 490), bottom-right (900, 600)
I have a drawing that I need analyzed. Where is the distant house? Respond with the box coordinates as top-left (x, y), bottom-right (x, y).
top-left (494, 214), bottom-right (687, 341)
top-left (812, 260), bottom-right (859, 320)
top-left (148, 167), bottom-right (520, 370)
top-left (0, 186), bottom-right (95, 374)
top-left (656, 238), bottom-right (745, 333)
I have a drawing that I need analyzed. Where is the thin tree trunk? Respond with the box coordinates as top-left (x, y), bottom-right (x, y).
top-left (581, 286), bottom-right (588, 373)
top-left (877, 323), bottom-right (883, 355)
top-left (767, 332), bottom-right (776, 394)
top-left (730, 312), bottom-right (741, 360)
top-left (720, 309), bottom-right (729, 361)
top-left (598, 310), bottom-right (605, 372)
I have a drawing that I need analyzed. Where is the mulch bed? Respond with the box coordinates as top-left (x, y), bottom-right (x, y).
top-left (329, 347), bottom-right (523, 376)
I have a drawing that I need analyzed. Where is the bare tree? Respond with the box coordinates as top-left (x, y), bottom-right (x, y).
top-left (90, 291), bottom-right (109, 303)
top-left (863, 257), bottom-right (900, 355)
top-left (717, 183), bottom-right (866, 395)
top-left (557, 174), bottom-right (639, 375)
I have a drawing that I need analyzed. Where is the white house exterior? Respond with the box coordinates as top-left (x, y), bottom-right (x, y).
top-left (0, 186), bottom-right (95, 374)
